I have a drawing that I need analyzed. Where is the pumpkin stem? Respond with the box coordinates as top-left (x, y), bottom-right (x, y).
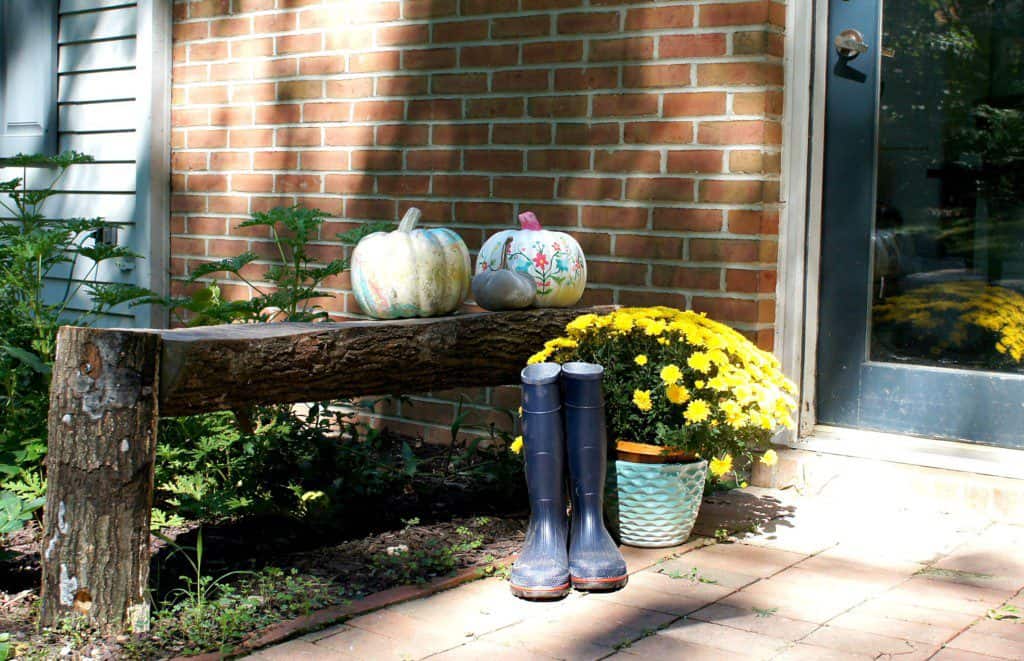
top-left (518, 211), bottom-right (543, 231)
top-left (398, 207), bottom-right (422, 233)
top-left (499, 236), bottom-right (514, 271)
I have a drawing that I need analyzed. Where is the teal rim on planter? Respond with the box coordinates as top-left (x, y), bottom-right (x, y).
top-left (615, 458), bottom-right (708, 548)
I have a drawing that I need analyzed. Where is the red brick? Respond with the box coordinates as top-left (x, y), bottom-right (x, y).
top-left (454, 201), bottom-right (514, 223)
top-left (275, 127), bottom-right (320, 147)
top-left (664, 92), bottom-right (727, 117)
top-left (523, 41), bottom-right (583, 64)
top-left (190, 0), bottom-right (230, 19)
top-left (465, 98), bottom-right (524, 119)
top-left (660, 33), bottom-right (728, 58)
top-left (172, 108), bottom-right (208, 127)
top-left (432, 20), bottom-right (488, 42)
top-left (323, 126), bottom-right (376, 147)
top-left (493, 69), bottom-right (550, 92)
top-left (589, 260), bottom-right (648, 286)
top-left (527, 149), bottom-right (589, 171)
top-left (377, 24), bottom-right (429, 46)
top-left (277, 80), bottom-right (322, 100)
top-left (624, 121), bottom-right (694, 144)
top-left (527, 96), bottom-right (586, 118)
top-left (187, 129), bottom-right (227, 148)
top-left (700, 179), bottom-right (764, 203)
top-left (232, 174), bottom-right (274, 193)
top-left (589, 37), bottom-right (654, 62)
top-left (593, 93), bottom-right (659, 117)
top-left (692, 296), bottom-right (759, 323)
top-left (730, 209), bottom-right (776, 234)
top-left (254, 151), bottom-right (299, 170)
top-left (493, 176), bottom-right (555, 199)
top-left (556, 123), bottom-right (619, 145)
top-left (351, 150), bottom-right (403, 171)
top-left (326, 78), bottom-right (374, 98)
top-left (462, 0), bottom-right (517, 14)
top-left (172, 64), bottom-right (206, 84)
top-left (276, 33), bottom-right (321, 54)
top-left (347, 198), bottom-right (397, 220)
top-left (615, 234), bottom-right (683, 259)
top-left (668, 150), bottom-right (724, 173)
top-left (377, 75), bottom-right (429, 96)
top-left (170, 194), bottom-right (206, 213)
top-left (652, 265), bottom-right (722, 290)
top-left (301, 151), bottom-right (348, 171)
top-left (622, 64), bottom-right (690, 88)
top-left (698, 121), bottom-right (765, 145)
top-left (555, 67), bottom-right (617, 91)
top-left (690, 238), bottom-right (760, 262)
top-left (700, 2), bottom-right (771, 27)
top-left (403, 0), bottom-right (457, 18)
top-left (350, 51), bottom-right (401, 73)
top-left (210, 152), bottom-right (250, 170)
top-left (431, 123), bottom-right (489, 145)
top-left (254, 104), bottom-right (299, 125)
top-left (697, 62), bottom-right (783, 86)
top-left (491, 15), bottom-right (550, 38)
top-left (253, 12), bottom-right (295, 33)
top-left (654, 208), bottom-right (723, 232)
top-left (275, 174), bottom-right (321, 193)
top-left (558, 12), bottom-right (619, 34)
top-left (493, 123), bottom-right (552, 144)
top-left (432, 73), bottom-right (487, 94)
top-left (408, 98), bottom-right (462, 121)
top-left (729, 150), bottom-right (765, 173)
top-left (378, 175), bottom-right (430, 195)
top-left (352, 100), bottom-right (405, 121)
top-left (726, 268), bottom-right (776, 293)
top-left (232, 83), bottom-right (275, 102)
top-left (594, 150), bottom-right (660, 173)
top-left (558, 177), bottom-right (622, 201)
top-left (581, 206), bottom-right (646, 229)
top-left (435, 175), bottom-right (490, 197)
top-left (299, 56), bottom-right (347, 75)
top-left (189, 41), bottom-right (227, 61)
top-left (626, 6), bottom-right (694, 29)
top-left (626, 178), bottom-right (696, 202)
top-left (377, 124), bottom-right (429, 146)
top-left (206, 238), bottom-right (250, 258)
top-left (407, 149), bottom-right (460, 171)
top-left (574, 231), bottom-right (611, 256)
top-left (325, 174), bottom-right (374, 194)
top-left (172, 152), bottom-right (207, 171)
top-left (174, 21), bottom-right (208, 41)
top-left (171, 236), bottom-right (205, 255)
top-left (461, 44), bottom-right (519, 67)
top-left (523, 0), bottom-right (581, 8)
top-left (187, 173), bottom-right (227, 192)
top-left (465, 149), bottom-right (524, 172)
top-left (404, 48), bottom-right (457, 70)
top-left (526, 204), bottom-right (578, 227)
top-left (230, 129), bottom-right (272, 148)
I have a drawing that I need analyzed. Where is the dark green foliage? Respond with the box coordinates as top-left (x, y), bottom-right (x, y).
top-left (0, 152), bottom-right (154, 538)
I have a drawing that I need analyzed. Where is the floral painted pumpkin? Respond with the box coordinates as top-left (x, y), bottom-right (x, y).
top-left (475, 212), bottom-right (586, 308)
top-left (351, 207), bottom-right (471, 319)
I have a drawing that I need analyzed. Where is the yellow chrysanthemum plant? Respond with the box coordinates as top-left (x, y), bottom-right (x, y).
top-left (528, 307), bottom-right (796, 480)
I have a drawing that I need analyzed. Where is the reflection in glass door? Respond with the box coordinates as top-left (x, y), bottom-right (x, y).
top-left (817, 0), bottom-right (1024, 447)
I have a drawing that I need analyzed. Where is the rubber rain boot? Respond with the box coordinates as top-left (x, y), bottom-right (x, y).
top-left (562, 362), bottom-right (628, 592)
top-left (510, 362), bottom-right (570, 600)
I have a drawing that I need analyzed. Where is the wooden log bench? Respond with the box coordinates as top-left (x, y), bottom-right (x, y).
top-left (39, 306), bottom-right (611, 633)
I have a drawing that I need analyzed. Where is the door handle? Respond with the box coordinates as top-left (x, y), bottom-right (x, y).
top-left (834, 29), bottom-right (869, 59)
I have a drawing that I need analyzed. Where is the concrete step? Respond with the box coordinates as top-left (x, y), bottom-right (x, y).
top-left (752, 429), bottom-right (1024, 523)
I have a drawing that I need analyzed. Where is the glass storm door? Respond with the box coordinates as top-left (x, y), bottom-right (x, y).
top-left (817, 0), bottom-right (1024, 447)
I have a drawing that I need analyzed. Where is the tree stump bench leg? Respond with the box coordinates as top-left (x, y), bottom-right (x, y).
top-left (39, 327), bottom-right (161, 633)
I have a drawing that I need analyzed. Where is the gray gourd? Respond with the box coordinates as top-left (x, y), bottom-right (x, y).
top-left (472, 237), bottom-right (537, 310)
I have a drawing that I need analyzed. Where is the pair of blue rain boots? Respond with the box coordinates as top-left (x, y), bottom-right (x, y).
top-left (510, 362), bottom-right (628, 600)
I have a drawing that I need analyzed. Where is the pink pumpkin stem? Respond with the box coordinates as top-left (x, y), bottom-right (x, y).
top-left (518, 211), bottom-right (543, 231)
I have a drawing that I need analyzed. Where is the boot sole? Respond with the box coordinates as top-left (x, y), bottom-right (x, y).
top-left (571, 574), bottom-right (628, 592)
top-left (510, 581), bottom-right (571, 600)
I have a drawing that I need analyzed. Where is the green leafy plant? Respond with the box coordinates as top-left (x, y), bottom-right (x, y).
top-left (0, 151), bottom-right (155, 539)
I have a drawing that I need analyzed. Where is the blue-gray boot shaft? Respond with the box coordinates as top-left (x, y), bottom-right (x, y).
top-left (562, 362), bottom-right (628, 591)
top-left (510, 363), bottom-right (570, 599)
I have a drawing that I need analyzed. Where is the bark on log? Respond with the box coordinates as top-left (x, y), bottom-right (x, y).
top-left (39, 327), bottom-right (161, 633)
top-left (158, 306), bottom-right (612, 416)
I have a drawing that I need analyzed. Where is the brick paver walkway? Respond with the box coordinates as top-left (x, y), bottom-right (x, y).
top-left (249, 487), bottom-right (1024, 660)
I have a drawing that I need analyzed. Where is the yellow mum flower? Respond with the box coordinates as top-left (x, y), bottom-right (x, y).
top-left (634, 354), bottom-right (648, 366)
top-left (660, 364), bottom-right (682, 385)
top-left (761, 449), bottom-right (778, 466)
top-left (684, 399), bottom-right (711, 423)
top-left (666, 384), bottom-right (690, 405)
top-left (613, 314), bottom-right (634, 332)
top-left (709, 454), bottom-right (733, 477)
top-left (527, 349), bottom-right (551, 364)
top-left (567, 314), bottom-right (597, 333)
top-left (510, 435), bottom-right (524, 454)
top-left (687, 351), bottom-right (713, 373)
top-left (633, 389), bottom-right (653, 412)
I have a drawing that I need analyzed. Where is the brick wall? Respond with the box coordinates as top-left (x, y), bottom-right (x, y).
top-left (169, 0), bottom-right (786, 442)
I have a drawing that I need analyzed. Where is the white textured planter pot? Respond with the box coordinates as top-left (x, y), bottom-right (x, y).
top-left (615, 458), bottom-right (708, 548)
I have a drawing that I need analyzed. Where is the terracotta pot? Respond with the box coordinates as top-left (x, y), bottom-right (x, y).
top-left (610, 440), bottom-right (707, 548)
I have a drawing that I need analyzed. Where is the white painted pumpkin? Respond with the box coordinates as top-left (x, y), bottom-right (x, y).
top-left (351, 208), bottom-right (471, 319)
top-left (475, 211), bottom-right (587, 308)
